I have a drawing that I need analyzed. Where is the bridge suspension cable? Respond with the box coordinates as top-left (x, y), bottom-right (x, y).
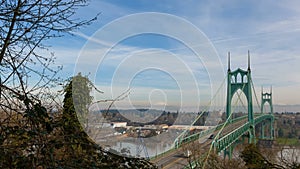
top-left (175, 76), bottom-right (227, 142)
top-left (250, 77), bottom-right (261, 112)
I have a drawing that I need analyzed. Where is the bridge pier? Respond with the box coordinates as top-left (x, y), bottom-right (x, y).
top-left (260, 122), bottom-right (265, 139)
top-left (249, 125), bottom-right (256, 144)
top-left (258, 117), bottom-right (275, 140)
top-left (270, 116), bottom-right (274, 139)
top-left (224, 145), bottom-right (233, 159)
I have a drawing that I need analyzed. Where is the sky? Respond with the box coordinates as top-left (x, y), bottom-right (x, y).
top-left (50, 0), bottom-right (300, 111)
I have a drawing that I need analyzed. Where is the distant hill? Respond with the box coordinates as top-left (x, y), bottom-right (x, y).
top-left (273, 104), bottom-right (300, 113)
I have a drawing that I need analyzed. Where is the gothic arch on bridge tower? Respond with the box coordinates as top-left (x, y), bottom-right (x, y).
top-left (230, 89), bottom-right (248, 115)
top-left (262, 101), bottom-right (271, 113)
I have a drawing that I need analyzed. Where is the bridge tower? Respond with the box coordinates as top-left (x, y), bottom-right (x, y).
top-left (226, 51), bottom-right (255, 144)
top-left (261, 87), bottom-right (273, 114)
top-left (260, 87), bottom-right (274, 139)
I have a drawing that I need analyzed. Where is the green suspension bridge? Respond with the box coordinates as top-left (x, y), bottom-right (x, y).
top-left (151, 52), bottom-right (275, 168)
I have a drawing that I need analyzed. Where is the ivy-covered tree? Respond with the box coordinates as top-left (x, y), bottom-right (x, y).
top-left (63, 73), bottom-right (92, 133)
top-left (57, 73), bottom-right (98, 167)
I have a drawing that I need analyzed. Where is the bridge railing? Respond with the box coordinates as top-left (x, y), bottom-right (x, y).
top-left (174, 115), bottom-right (248, 149)
top-left (213, 114), bottom-right (274, 152)
top-left (254, 114), bottom-right (274, 125)
top-left (214, 122), bottom-right (250, 151)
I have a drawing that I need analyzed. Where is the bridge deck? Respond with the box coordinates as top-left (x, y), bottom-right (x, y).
top-left (151, 118), bottom-right (249, 168)
top-left (151, 114), bottom-right (274, 168)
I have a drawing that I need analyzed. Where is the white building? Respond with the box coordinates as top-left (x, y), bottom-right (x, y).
top-left (111, 122), bottom-right (127, 128)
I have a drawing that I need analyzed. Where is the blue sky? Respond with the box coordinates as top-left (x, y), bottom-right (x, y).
top-left (51, 0), bottom-right (300, 110)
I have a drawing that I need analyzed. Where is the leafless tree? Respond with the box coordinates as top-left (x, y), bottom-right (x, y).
top-left (0, 0), bottom-right (98, 168)
top-left (0, 0), bottom-right (98, 109)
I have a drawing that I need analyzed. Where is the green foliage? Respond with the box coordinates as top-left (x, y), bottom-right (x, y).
top-left (276, 137), bottom-right (300, 146)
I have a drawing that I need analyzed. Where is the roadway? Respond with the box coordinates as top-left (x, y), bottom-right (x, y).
top-left (151, 118), bottom-right (249, 169)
